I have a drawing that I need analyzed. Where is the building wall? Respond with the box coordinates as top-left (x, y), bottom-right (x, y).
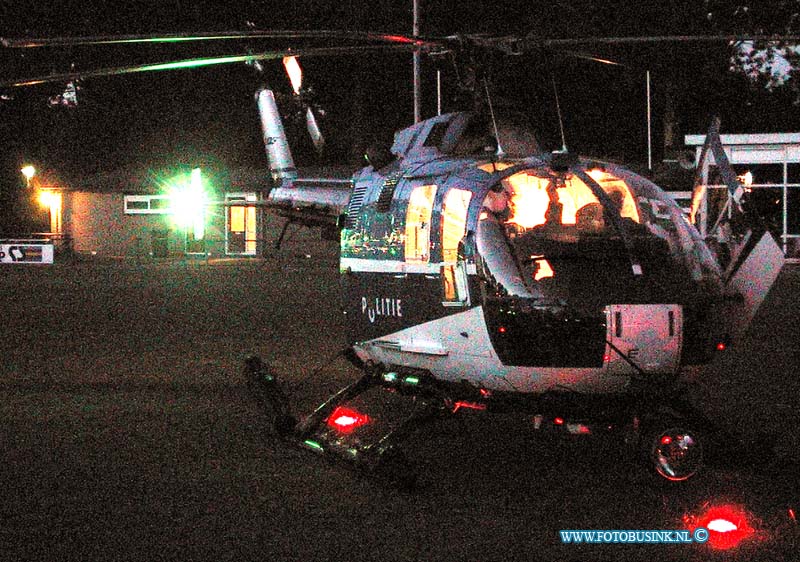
top-left (61, 188), bottom-right (340, 259)
top-left (65, 191), bottom-right (227, 258)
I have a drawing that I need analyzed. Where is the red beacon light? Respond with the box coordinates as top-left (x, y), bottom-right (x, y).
top-left (685, 504), bottom-right (754, 550)
top-left (327, 406), bottom-right (371, 433)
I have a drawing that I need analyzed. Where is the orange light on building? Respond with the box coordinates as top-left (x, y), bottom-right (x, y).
top-left (36, 190), bottom-right (63, 234)
top-left (37, 190), bottom-right (55, 207)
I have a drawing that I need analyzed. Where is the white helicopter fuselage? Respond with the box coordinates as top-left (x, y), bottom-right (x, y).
top-left (333, 112), bottom-right (745, 396)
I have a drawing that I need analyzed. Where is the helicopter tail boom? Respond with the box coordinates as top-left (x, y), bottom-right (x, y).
top-left (255, 83), bottom-right (350, 235)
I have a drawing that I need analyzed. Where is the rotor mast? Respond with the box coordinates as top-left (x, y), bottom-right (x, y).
top-left (413, 0), bottom-right (421, 123)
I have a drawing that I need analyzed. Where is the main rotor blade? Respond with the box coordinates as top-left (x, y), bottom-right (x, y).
top-left (537, 34), bottom-right (800, 48)
top-left (1, 29), bottom-right (437, 49)
top-left (6, 31), bottom-right (797, 53)
top-left (559, 50), bottom-right (624, 67)
top-left (0, 44), bottom-right (420, 88)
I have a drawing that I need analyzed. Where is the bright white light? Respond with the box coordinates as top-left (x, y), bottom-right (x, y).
top-left (37, 190), bottom-right (57, 207)
top-left (283, 56), bottom-right (303, 95)
top-left (333, 415), bottom-right (359, 427)
top-left (170, 168), bottom-right (206, 239)
top-left (737, 171), bottom-right (753, 187)
top-left (707, 518), bottom-right (738, 533)
top-left (21, 165), bottom-right (36, 181)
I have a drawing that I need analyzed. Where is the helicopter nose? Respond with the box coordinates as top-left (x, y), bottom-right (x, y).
top-left (604, 304), bottom-right (683, 376)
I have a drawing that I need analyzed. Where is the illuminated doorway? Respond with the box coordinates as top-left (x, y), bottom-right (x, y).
top-left (226, 193), bottom-right (257, 255)
top-left (38, 190), bottom-right (63, 234)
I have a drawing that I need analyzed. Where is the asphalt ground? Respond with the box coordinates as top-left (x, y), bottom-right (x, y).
top-left (1, 231), bottom-right (798, 561)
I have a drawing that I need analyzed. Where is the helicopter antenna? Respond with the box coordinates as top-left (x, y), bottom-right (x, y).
top-left (483, 78), bottom-right (504, 157)
top-left (551, 76), bottom-right (568, 152)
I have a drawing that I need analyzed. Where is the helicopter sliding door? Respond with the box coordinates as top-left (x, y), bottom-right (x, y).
top-left (341, 181), bottom-right (446, 344)
top-left (721, 231), bottom-right (784, 339)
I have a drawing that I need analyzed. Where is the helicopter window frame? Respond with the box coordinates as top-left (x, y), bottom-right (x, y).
top-left (423, 121), bottom-right (450, 148)
top-left (404, 184), bottom-right (438, 263)
top-left (439, 263), bottom-right (468, 306)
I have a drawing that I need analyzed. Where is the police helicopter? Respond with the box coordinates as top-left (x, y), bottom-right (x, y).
top-left (0, 30), bottom-right (786, 486)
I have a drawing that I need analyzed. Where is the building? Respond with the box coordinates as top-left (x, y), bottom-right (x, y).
top-left (38, 167), bottom-right (273, 258)
top-left (685, 132), bottom-right (800, 263)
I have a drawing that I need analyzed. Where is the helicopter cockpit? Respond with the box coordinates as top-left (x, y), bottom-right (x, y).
top-left (475, 162), bottom-right (723, 368)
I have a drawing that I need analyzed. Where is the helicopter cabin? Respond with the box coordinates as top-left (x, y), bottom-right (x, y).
top-left (339, 112), bottom-right (723, 378)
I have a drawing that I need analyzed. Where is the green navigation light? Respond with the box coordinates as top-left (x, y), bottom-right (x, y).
top-left (302, 440), bottom-right (324, 453)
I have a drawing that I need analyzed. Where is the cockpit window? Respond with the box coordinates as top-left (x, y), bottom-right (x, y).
top-left (475, 165), bottom-right (722, 307)
top-left (496, 169), bottom-right (641, 234)
top-left (585, 169), bottom-right (640, 223)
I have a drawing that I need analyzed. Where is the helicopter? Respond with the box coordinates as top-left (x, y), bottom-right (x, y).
top-left (254, 101), bottom-right (785, 488)
top-left (0, 30), bottom-right (786, 487)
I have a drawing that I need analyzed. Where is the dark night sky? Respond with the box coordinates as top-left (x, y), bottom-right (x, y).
top-left (2, 0), bottom-right (799, 231)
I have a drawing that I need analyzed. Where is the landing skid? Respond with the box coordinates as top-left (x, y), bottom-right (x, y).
top-left (244, 356), bottom-right (445, 489)
top-left (243, 356), bottom-right (761, 488)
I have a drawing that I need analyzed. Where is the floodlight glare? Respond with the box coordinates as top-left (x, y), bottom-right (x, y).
top-left (21, 164), bottom-right (36, 187)
top-left (169, 168), bottom-right (207, 239)
top-left (21, 165), bottom-right (36, 180)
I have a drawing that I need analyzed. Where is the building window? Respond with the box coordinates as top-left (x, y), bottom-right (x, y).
top-left (226, 193), bottom-right (258, 255)
top-left (124, 195), bottom-right (173, 215)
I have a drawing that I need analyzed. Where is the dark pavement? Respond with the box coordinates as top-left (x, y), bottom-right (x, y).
top-left (1, 240), bottom-right (797, 561)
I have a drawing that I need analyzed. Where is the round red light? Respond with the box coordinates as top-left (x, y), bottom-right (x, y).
top-left (660, 435), bottom-right (672, 445)
top-left (554, 417), bottom-right (564, 425)
top-left (686, 504), bottom-right (753, 550)
top-left (326, 406), bottom-right (370, 433)
top-left (716, 342), bottom-right (726, 351)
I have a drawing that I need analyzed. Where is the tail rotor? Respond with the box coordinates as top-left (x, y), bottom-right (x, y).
top-left (283, 55), bottom-right (325, 153)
